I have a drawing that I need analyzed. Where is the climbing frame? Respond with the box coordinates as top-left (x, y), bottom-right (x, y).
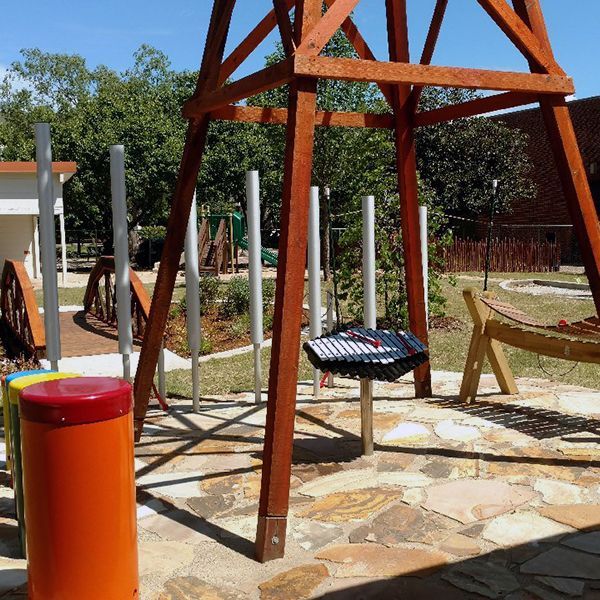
top-left (133, 0), bottom-right (600, 562)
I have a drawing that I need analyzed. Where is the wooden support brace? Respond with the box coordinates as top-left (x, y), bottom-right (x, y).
top-left (272, 0), bottom-right (296, 56)
top-left (460, 289), bottom-right (518, 403)
top-left (256, 0), bottom-right (321, 563)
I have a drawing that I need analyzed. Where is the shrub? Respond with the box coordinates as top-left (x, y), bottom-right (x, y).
top-left (220, 277), bottom-right (251, 318)
top-left (262, 278), bottom-right (276, 307)
top-left (199, 276), bottom-right (220, 315)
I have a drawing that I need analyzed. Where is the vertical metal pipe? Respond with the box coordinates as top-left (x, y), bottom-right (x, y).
top-left (35, 123), bottom-right (61, 370)
top-left (361, 195), bottom-right (376, 456)
top-left (326, 290), bottom-right (334, 388)
top-left (158, 345), bottom-right (166, 401)
top-left (484, 180), bottom-right (499, 292)
top-left (110, 145), bottom-right (134, 381)
top-left (419, 205), bottom-right (429, 329)
top-left (185, 192), bottom-right (202, 412)
top-left (246, 171), bottom-right (263, 404)
top-left (308, 186), bottom-right (322, 398)
top-left (58, 212), bottom-right (67, 287)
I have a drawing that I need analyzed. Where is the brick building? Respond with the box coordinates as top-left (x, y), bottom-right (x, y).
top-left (488, 96), bottom-right (600, 264)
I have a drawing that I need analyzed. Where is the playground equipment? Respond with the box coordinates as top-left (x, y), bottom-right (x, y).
top-left (6, 371), bottom-right (78, 556)
top-left (19, 377), bottom-right (138, 599)
top-left (131, 0), bottom-right (600, 562)
top-left (460, 288), bottom-right (600, 403)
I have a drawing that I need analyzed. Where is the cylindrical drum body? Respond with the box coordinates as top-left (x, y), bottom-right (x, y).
top-left (19, 377), bottom-right (138, 599)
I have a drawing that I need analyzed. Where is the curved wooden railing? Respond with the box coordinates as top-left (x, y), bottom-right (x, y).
top-left (0, 260), bottom-right (46, 357)
top-left (83, 256), bottom-right (151, 340)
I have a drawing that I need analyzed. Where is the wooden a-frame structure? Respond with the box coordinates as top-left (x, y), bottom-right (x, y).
top-left (133, 0), bottom-right (600, 561)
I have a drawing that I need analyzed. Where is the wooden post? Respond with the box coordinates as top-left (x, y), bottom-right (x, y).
top-left (386, 0), bottom-right (432, 398)
top-left (513, 0), bottom-right (600, 317)
top-left (132, 0), bottom-right (237, 439)
top-left (255, 0), bottom-right (320, 563)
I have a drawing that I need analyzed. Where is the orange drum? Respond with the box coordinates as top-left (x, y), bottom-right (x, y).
top-left (19, 377), bottom-right (138, 599)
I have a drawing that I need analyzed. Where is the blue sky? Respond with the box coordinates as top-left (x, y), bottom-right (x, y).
top-left (1, 1), bottom-right (599, 99)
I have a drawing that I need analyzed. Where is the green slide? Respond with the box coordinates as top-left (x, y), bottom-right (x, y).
top-left (237, 236), bottom-right (278, 267)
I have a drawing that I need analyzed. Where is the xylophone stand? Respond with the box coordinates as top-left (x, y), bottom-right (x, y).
top-left (360, 378), bottom-right (374, 455)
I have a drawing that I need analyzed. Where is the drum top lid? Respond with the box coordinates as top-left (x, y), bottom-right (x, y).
top-left (19, 377), bottom-right (132, 425)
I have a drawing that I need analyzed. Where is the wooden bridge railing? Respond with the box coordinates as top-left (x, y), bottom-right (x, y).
top-left (83, 256), bottom-right (151, 340)
top-left (0, 260), bottom-right (46, 357)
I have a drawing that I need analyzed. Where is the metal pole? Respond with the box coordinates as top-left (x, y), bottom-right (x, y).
top-left (59, 212), bottom-right (67, 287)
top-left (483, 179), bottom-right (499, 292)
top-left (158, 344), bottom-right (167, 401)
top-left (326, 290), bottom-right (334, 388)
top-left (110, 145), bottom-right (134, 381)
top-left (308, 186), bottom-right (322, 398)
top-left (185, 192), bottom-right (202, 412)
top-left (419, 205), bottom-right (429, 329)
top-left (35, 123), bottom-right (61, 371)
top-left (361, 195), bottom-right (376, 456)
top-left (246, 171), bottom-right (263, 404)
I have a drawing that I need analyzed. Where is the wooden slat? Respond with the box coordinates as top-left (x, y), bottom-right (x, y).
top-left (477, 0), bottom-right (563, 75)
top-left (133, 0), bottom-right (237, 440)
top-left (184, 58), bottom-right (295, 117)
top-left (256, 0), bottom-right (321, 564)
top-left (512, 0), bottom-right (600, 316)
top-left (296, 0), bottom-right (361, 55)
top-left (272, 0), bottom-right (296, 56)
top-left (410, 0), bottom-right (448, 111)
top-left (293, 55), bottom-right (575, 94)
top-left (211, 104), bottom-right (394, 128)
top-left (385, 0), bottom-right (432, 398)
top-left (219, 0), bottom-right (295, 85)
top-left (414, 91), bottom-right (537, 127)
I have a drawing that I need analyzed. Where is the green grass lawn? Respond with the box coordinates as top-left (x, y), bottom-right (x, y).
top-left (32, 272), bottom-right (598, 398)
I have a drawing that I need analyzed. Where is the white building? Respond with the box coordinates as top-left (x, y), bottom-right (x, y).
top-left (0, 161), bottom-right (76, 282)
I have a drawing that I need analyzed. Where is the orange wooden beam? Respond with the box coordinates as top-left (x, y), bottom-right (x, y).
top-left (410, 0), bottom-right (448, 111)
top-left (211, 104), bottom-right (394, 128)
top-left (386, 0), bottom-right (432, 398)
top-left (293, 55), bottom-right (575, 94)
top-left (272, 0), bottom-right (296, 56)
top-left (184, 58), bottom-right (295, 117)
top-left (477, 0), bottom-right (564, 75)
top-left (218, 0), bottom-right (295, 85)
top-left (133, 0), bottom-right (237, 439)
top-left (513, 0), bottom-right (600, 315)
top-left (414, 91), bottom-right (537, 127)
top-left (296, 0), bottom-right (361, 55)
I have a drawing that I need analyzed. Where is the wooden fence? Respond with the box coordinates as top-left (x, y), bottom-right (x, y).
top-left (443, 238), bottom-right (561, 273)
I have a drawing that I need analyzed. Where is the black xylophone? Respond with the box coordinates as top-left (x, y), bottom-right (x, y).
top-left (303, 327), bottom-right (428, 382)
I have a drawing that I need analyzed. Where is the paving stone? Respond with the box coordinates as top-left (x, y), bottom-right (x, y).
top-left (297, 469), bottom-right (378, 497)
top-left (139, 509), bottom-right (217, 544)
top-left (158, 576), bottom-right (244, 599)
top-left (378, 471), bottom-right (434, 488)
top-left (375, 453), bottom-right (416, 472)
top-left (291, 462), bottom-right (344, 483)
top-left (562, 531), bottom-right (600, 554)
top-left (402, 488), bottom-right (425, 506)
top-left (0, 557), bottom-right (27, 594)
top-left (137, 471), bottom-right (204, 499)
top-left (258, 564), bottom-right (329, 599)
top-left (136, 498), bottom-right (168, 520)
top-left (525, 585), bottom-right (566, 600)
top-left (534, 479), bottom-right (585, 504)
top-left (439, 533), bottom-right (481, 557)
top-left (316, 543), bottom-right (447, 578)
top-left (200, 473), bottom-right (244, 496)
top-left (0, 522), bottom-right (20, 559)
top-left (382, 422), bottom-right (431, 444)
top-left (292, 521), bottom-right (344, 551)
top-left (535, 576), bottom-right (585, 597)
top-left (138, 541), bottom-right (196, 577)
top-left (442, 561), bottom-right (520, 599)
top-left (434, 420), bottom-right (481, 442)
top-left (557, 392), bottom-right (600, 415)
top-left (422, 480), bottom-right (535, 524)
top-left (483, 512), bottom-right (573, 547)
top-left (187, 495), bottom-right (236, 519)
top-left (348, 503), bottom-right (423, 545)
top-left (521, 547), bottom-right (600, 579)
top-left (421, 458), bottom-right (454, 478)
top-left (539, 504), bottom-right (600, 529)
top-left (461, 523), bottom-right (486, 538)
top-left (296, 489), bottom-right (399, 523)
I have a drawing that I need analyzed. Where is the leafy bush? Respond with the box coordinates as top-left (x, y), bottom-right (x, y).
top-left (262, 278), bottom-right (276, 307)
top-left (138, 226), bottom-right (166, 242)
top-left (220, 277), bottom-right (250, 318)
top-left (199, 276), bottom-right (220, 315)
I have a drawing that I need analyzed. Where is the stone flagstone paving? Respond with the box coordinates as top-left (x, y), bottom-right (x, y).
top-left (2, 370), bottom-right (600, 597)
